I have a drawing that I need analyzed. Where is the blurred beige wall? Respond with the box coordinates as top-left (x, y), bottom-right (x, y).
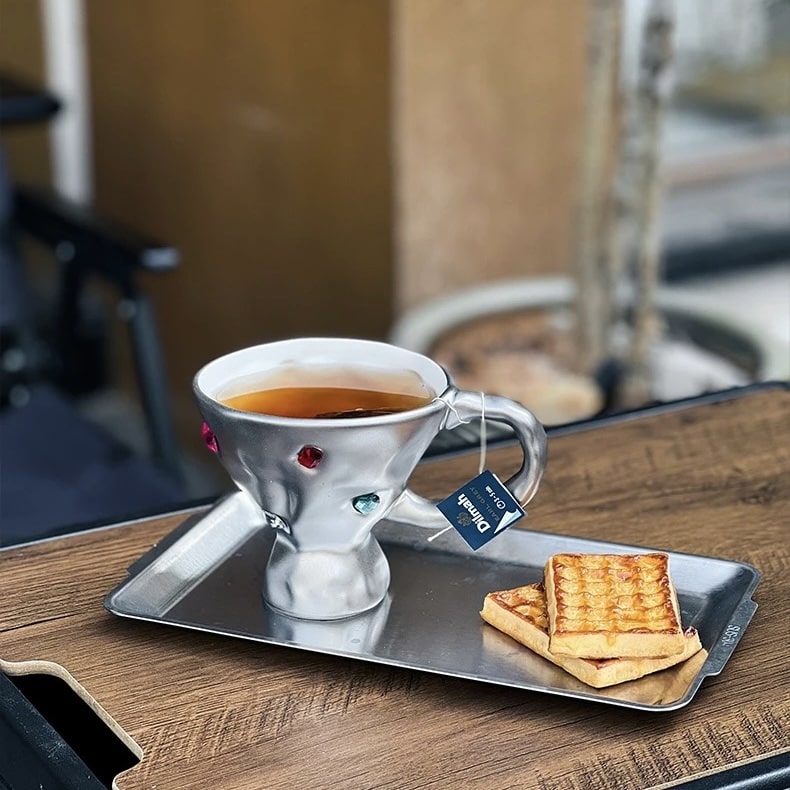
top-left (392, 0), bottom-right (588, 310)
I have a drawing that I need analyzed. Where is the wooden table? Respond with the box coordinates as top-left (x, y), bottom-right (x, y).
top-left (2, 386), bottom-right (789, 789)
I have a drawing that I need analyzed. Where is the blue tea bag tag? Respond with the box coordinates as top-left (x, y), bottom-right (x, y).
top-left (436, 469), bottom-right (525, 551)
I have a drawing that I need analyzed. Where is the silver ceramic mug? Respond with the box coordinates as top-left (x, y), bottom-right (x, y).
top-left (194, 337), bottom-right (547, 620)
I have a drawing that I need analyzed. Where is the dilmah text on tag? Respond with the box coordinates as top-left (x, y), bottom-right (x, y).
top-left (436, 469), bottom-right (525, 550)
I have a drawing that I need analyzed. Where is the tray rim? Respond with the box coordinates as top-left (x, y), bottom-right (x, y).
top-left (104, 493), bottom-right (761, 713)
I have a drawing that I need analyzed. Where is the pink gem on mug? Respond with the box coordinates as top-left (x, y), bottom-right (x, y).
top-left (201, 422), bottom-right (219, 454)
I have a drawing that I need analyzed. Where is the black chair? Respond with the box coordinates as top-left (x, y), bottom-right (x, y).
top-left (0, 73), bottom-right (186, 546)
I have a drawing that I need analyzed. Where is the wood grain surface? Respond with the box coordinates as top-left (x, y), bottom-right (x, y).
top-left (1, 387), bottom-right (788, 789)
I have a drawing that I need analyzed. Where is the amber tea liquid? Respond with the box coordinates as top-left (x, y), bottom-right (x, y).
top-left (219, 366), bottom-right (435, 419)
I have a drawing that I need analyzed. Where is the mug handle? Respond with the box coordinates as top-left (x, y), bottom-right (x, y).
top-left (386, 388), bottom-right (548, 529)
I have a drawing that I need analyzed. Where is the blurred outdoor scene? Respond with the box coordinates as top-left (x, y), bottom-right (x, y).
top-left (1, 0), bottom-right (788, 513)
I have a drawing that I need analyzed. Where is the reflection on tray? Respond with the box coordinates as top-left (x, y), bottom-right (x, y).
top-left (264, 595), bottom-right (392, 655)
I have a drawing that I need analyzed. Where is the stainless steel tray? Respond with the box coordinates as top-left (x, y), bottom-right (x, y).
top-left (105, 492), bottom-right (760, 712)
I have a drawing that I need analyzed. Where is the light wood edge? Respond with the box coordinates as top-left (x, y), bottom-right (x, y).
top-left (0, 657), bottom-right (144, 788)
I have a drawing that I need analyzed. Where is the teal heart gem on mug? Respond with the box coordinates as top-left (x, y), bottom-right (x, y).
top-left (352, 493), bottom-right (380, 515)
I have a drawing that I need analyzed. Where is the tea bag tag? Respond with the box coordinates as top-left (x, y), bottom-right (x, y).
top-left (434, 470), bottom-right (525, 550)
top-left (429, 392), bottom-right (524, 548)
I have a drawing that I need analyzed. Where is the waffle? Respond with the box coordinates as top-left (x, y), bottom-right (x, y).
top-left (481, 583), bottom-right (702, 688)
top-left (544, 553), bottom-right (685, 659)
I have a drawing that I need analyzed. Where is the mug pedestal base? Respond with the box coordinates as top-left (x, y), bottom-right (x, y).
top-left (263, 533), bottom-right (391, 620)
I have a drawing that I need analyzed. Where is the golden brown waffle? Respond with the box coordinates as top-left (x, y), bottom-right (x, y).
top-left (544, 553), bottom-right (685, 659)
top-left (481, 583), bottom-right (702, 688)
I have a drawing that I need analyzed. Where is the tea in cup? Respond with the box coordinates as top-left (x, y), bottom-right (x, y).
top-left (194, 337), bottom-right (547, 620)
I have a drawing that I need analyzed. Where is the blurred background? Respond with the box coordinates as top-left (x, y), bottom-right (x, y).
top-left (0, 0), bottom-right (788, 535)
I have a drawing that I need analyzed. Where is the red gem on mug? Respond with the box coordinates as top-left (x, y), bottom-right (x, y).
top-left (297, 445), bottom-right (324, 468)
top-left (201, 422), bottom-right (219, 454)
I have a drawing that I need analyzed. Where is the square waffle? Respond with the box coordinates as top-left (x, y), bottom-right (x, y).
top-left (481, 582), bottom-right (702, 688)
top-left (544, 553), bottom-right (685, 659)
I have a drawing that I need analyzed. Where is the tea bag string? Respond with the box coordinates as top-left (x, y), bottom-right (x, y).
top-left (433, 392), bottom-right (487, 473)
top-left (427, 393), bottom-right (486, 543)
